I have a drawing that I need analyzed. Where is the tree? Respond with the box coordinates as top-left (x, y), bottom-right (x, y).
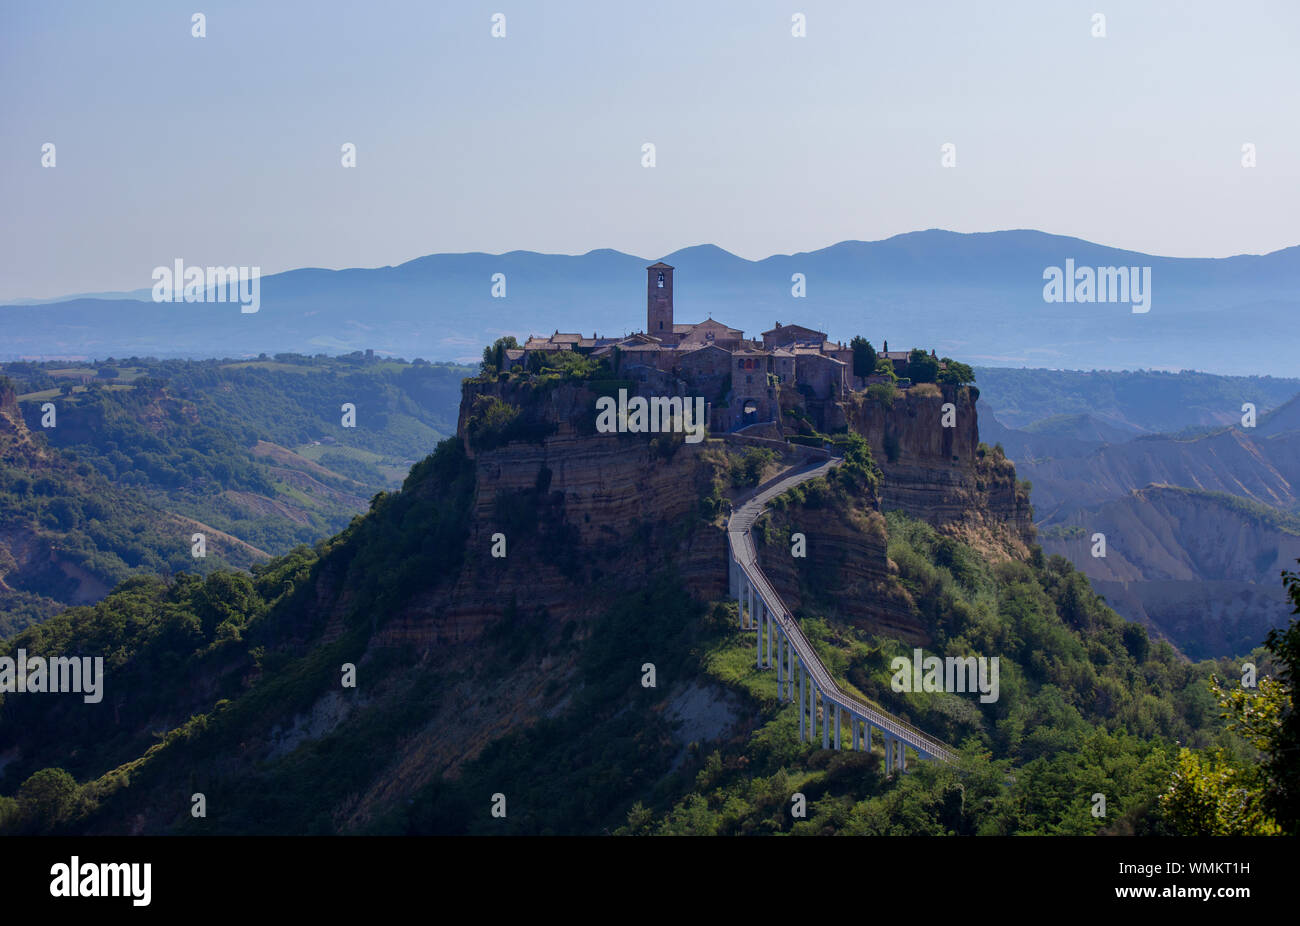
top-left (623, 801), bottom-right (654, 835)
top-left (1158, 748), bottom-right (1278, 835)
top-left (850, 336), bottom-right (877, 378)
top-left (1161, 559), bottom-right (1300, 835)
top-left (906, 349), bottom-right (939, 384)
top-left (479, 336), bottom-right (520, 376)
top-left (937, 358), bottom-right (975, 386)
top-left (15, 768), bottom-right (81, 833)
top-left (1261, 560), bottom-right (1300, 831)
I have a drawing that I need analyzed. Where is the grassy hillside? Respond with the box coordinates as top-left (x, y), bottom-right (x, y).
top-left (0, 434), bottom-right (1272, 836)
top-left (976, 367), bottom-right (1300, 434)
top-left (0, 356), bottom-right (472, 636)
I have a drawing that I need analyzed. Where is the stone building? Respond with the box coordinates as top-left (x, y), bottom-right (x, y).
top-left (517, 262), bottom-right (919, 434)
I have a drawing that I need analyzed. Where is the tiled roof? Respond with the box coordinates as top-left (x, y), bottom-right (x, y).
top-left (762, 323), bottom-right (826, 337)
top-left (681, 343), bottom-right (729, 354)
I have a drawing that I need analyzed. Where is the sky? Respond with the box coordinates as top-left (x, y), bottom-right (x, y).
top-left (2, 0), bottom-right (1298, 302)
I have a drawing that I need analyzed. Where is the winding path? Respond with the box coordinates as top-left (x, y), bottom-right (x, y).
top-left (726, 452), bottom-right (957, 768)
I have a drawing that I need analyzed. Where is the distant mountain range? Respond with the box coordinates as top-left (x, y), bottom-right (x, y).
top-left (4, 229), bottom-right (1298, 376)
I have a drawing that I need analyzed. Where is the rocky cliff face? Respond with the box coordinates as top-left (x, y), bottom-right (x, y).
top-left (1042, 486), bottom-right (1300, 659)
top-left (0, 381), bottom-right (42, 461)
top-left (379, 378), bottom-right (730, 648)
top-left (757, 498), bottom-right (923, 643)
top-left (845, 385), bottom-right (1035, 557)
top-left (376, 377), bottom-right (1034, 653)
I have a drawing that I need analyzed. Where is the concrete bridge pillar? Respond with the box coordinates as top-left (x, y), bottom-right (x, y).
top-left (799, 660), bottom-right (805, 741)
top-left (776, 629), bottom-right (783, 695)
top-left (810, 684), bottom-right (817, 741)
top-left (834, 704), bottom-right (841, 750)
top-left (782, 633), bottom-right (790, 700)
top-left (821, 692), bottom-right (830, 750)
top-left (759, 603), bottom-right (769, 671)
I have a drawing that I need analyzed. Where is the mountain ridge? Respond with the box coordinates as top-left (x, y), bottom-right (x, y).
top-left (6, 229), bottom-right (1298, 375)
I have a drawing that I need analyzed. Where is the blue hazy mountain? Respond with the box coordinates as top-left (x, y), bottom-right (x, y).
top-left (4, 229), bottom-right (1297, 375)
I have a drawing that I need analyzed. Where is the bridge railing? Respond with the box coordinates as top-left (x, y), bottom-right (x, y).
top-left (726, 460), bottom-right (957, 764)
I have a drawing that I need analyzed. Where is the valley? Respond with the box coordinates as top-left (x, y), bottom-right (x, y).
top-left (975, 369), bottom-right (1300, 659)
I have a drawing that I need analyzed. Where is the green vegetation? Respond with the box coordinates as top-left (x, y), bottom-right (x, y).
top-left (906, 349), bottom-right (939, 385)
top-left (937, 358), bottom-right (976, 386)
top-left (973, 367), bottom-right (1300, 433)
top-left (865, 381), bottom-right (897, 408)
top-left (0, 437), bottom-right (477, 833)
top-left (479, 336), bottom-right (520, 376)
top-left (849, 336), bottom-right (876, 378)
top-left (728, 446), bottom-right (776, 488)
top-left (1160, 561), bottom-right (1300, 834)
top-left (2, 351), bottom-right (1289, 837)
top-left (620, 511), bottom-right (1258, 835)
top-left (0, 356), bottom-right (473, 634)
top-left (464, 395), bottom-right (556, 452)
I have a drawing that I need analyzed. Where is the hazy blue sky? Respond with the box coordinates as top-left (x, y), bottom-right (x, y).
top-left (2, 0), bottom-right (1297, 301)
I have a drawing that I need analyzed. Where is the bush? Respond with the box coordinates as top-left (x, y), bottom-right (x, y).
top-left (466, 396), bottom-right (522, 451)
top-left (906, 349), bottom-right (939, 384)
top-left (866, 382), bottom-right (896, 407)
top-left (729, 447), bottom-right (776, 487)
top-left (464, 395), bottom-right (554, 452)
top-left (937, 359), bottom-right (975, 386)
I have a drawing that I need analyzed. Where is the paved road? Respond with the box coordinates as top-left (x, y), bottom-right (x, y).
top-left (727, 455), bottom-right (957, 764)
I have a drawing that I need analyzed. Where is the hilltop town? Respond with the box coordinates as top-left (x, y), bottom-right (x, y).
top-left (495, 263), bottom-right (973, 435)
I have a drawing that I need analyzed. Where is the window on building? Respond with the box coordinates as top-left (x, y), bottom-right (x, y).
top-left (659, 321), bottom-right (663, 329)
top-left (657, 272), bottom-right (664, 288)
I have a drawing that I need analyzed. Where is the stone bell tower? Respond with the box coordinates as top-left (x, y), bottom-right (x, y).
top-left (647, 261), bottom-right (674, 341)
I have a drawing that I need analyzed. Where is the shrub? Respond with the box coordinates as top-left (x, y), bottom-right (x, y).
top-left (729, 447), bottom-right (776, 487)
top-left (866, 382), bottom-right (896, 407)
